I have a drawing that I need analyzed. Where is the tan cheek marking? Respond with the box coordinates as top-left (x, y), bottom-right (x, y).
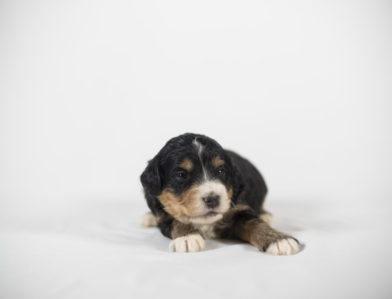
top-left (212, 156), bottom-right (225, 168)
top-left (157, 186), bottom-right (202, 222)
top-left (228, 187), bottom-right (233, 199)
top-left (179, 158), bottom-right (193, 172)
top-left (157, 189), bottom-right (187, 221)
top-left (219, 186), bottom-right (233, 213)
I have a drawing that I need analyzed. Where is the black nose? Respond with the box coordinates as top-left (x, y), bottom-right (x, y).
top-left (202, 195), bottom-right (220, 209)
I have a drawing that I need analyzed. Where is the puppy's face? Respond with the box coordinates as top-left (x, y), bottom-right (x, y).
top-left (141, 134), bottom-right (234, 225)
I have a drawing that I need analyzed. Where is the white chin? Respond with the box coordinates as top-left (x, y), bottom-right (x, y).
top-left (190, 213), bottom-right (223, 225)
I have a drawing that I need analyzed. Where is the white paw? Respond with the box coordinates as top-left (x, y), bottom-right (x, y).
top-left (266, 238), bottom-right (301, 255)
top-left (140, 212), bottom-right (157, 228)
top-left (169, 234), bottom-right (206, 253)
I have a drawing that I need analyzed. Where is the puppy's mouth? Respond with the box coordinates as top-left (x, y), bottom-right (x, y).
top-left (205, 211), bottom-right (218, 217)
top-left (190, 211), bottom-right (223, 224)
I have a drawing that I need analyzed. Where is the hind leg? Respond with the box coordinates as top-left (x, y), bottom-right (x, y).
top-left (140, 211), bottom-right (158, 227)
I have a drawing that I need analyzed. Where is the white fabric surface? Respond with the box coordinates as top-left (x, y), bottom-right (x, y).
top-left (1, 0), bottom-right (391, 298)
top-left (1, 196), bottom-right (391, 299)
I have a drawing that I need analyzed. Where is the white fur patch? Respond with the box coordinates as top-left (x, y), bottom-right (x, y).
top-left (266, 238), bottom-right (300, 255)
top-left (139, 212), bottom-right (157, 228)
top-left (192, 138), bottom-right (208, 181)
top-left (169, 233), bottom-right (206, 253)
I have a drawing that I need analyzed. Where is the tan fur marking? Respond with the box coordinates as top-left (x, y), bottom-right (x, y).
top-left (212, 156), bottom-right (225, 168)
top-left (157, 186), bottom-right (202, 224)
top-left (179, 158), bottom-right (193, 172)
top-left (227, 187), bottom-right (233, 200)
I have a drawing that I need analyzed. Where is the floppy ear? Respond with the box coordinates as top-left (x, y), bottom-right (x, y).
top-left (140, 157), bottom-right (162, 197)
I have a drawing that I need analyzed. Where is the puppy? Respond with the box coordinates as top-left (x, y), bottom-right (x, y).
top-left (140, 133), bottom-right (302, 255)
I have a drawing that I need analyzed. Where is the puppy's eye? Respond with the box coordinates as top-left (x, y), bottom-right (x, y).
top-left (175, 170), bottom-right (188, 180)
top-left (217, 167), bottom-right (225, 175)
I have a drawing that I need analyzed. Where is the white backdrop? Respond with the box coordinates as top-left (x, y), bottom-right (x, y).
top-left (1, 1), bottom-right (392, 298)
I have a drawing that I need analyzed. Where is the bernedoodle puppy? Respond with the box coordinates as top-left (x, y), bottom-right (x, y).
top-left (140, 133), bottom-right (302, 255)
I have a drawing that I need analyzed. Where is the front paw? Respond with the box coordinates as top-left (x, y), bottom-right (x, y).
top-left (169, 233), bottom-right (206, 253)
top-left (265, 237), bottom-right (301, 255)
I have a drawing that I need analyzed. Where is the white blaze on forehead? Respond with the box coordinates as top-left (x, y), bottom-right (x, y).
top-left (192, 138), bottom-right (204, 157)
top-left (192, 138), bottom-right (208, 181)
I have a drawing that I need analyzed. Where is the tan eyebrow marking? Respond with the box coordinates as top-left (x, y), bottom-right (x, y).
top-left (179, 158), bottom-right (193, 171)
top-left (212, 156), bottom-right (225, 168)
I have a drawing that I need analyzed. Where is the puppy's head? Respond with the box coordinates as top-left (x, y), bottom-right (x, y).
top-left (141, 133), bottom-right (234, 225)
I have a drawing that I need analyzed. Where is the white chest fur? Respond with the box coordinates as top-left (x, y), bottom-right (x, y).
top-left (192, 223), bottom-right (216, 239)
